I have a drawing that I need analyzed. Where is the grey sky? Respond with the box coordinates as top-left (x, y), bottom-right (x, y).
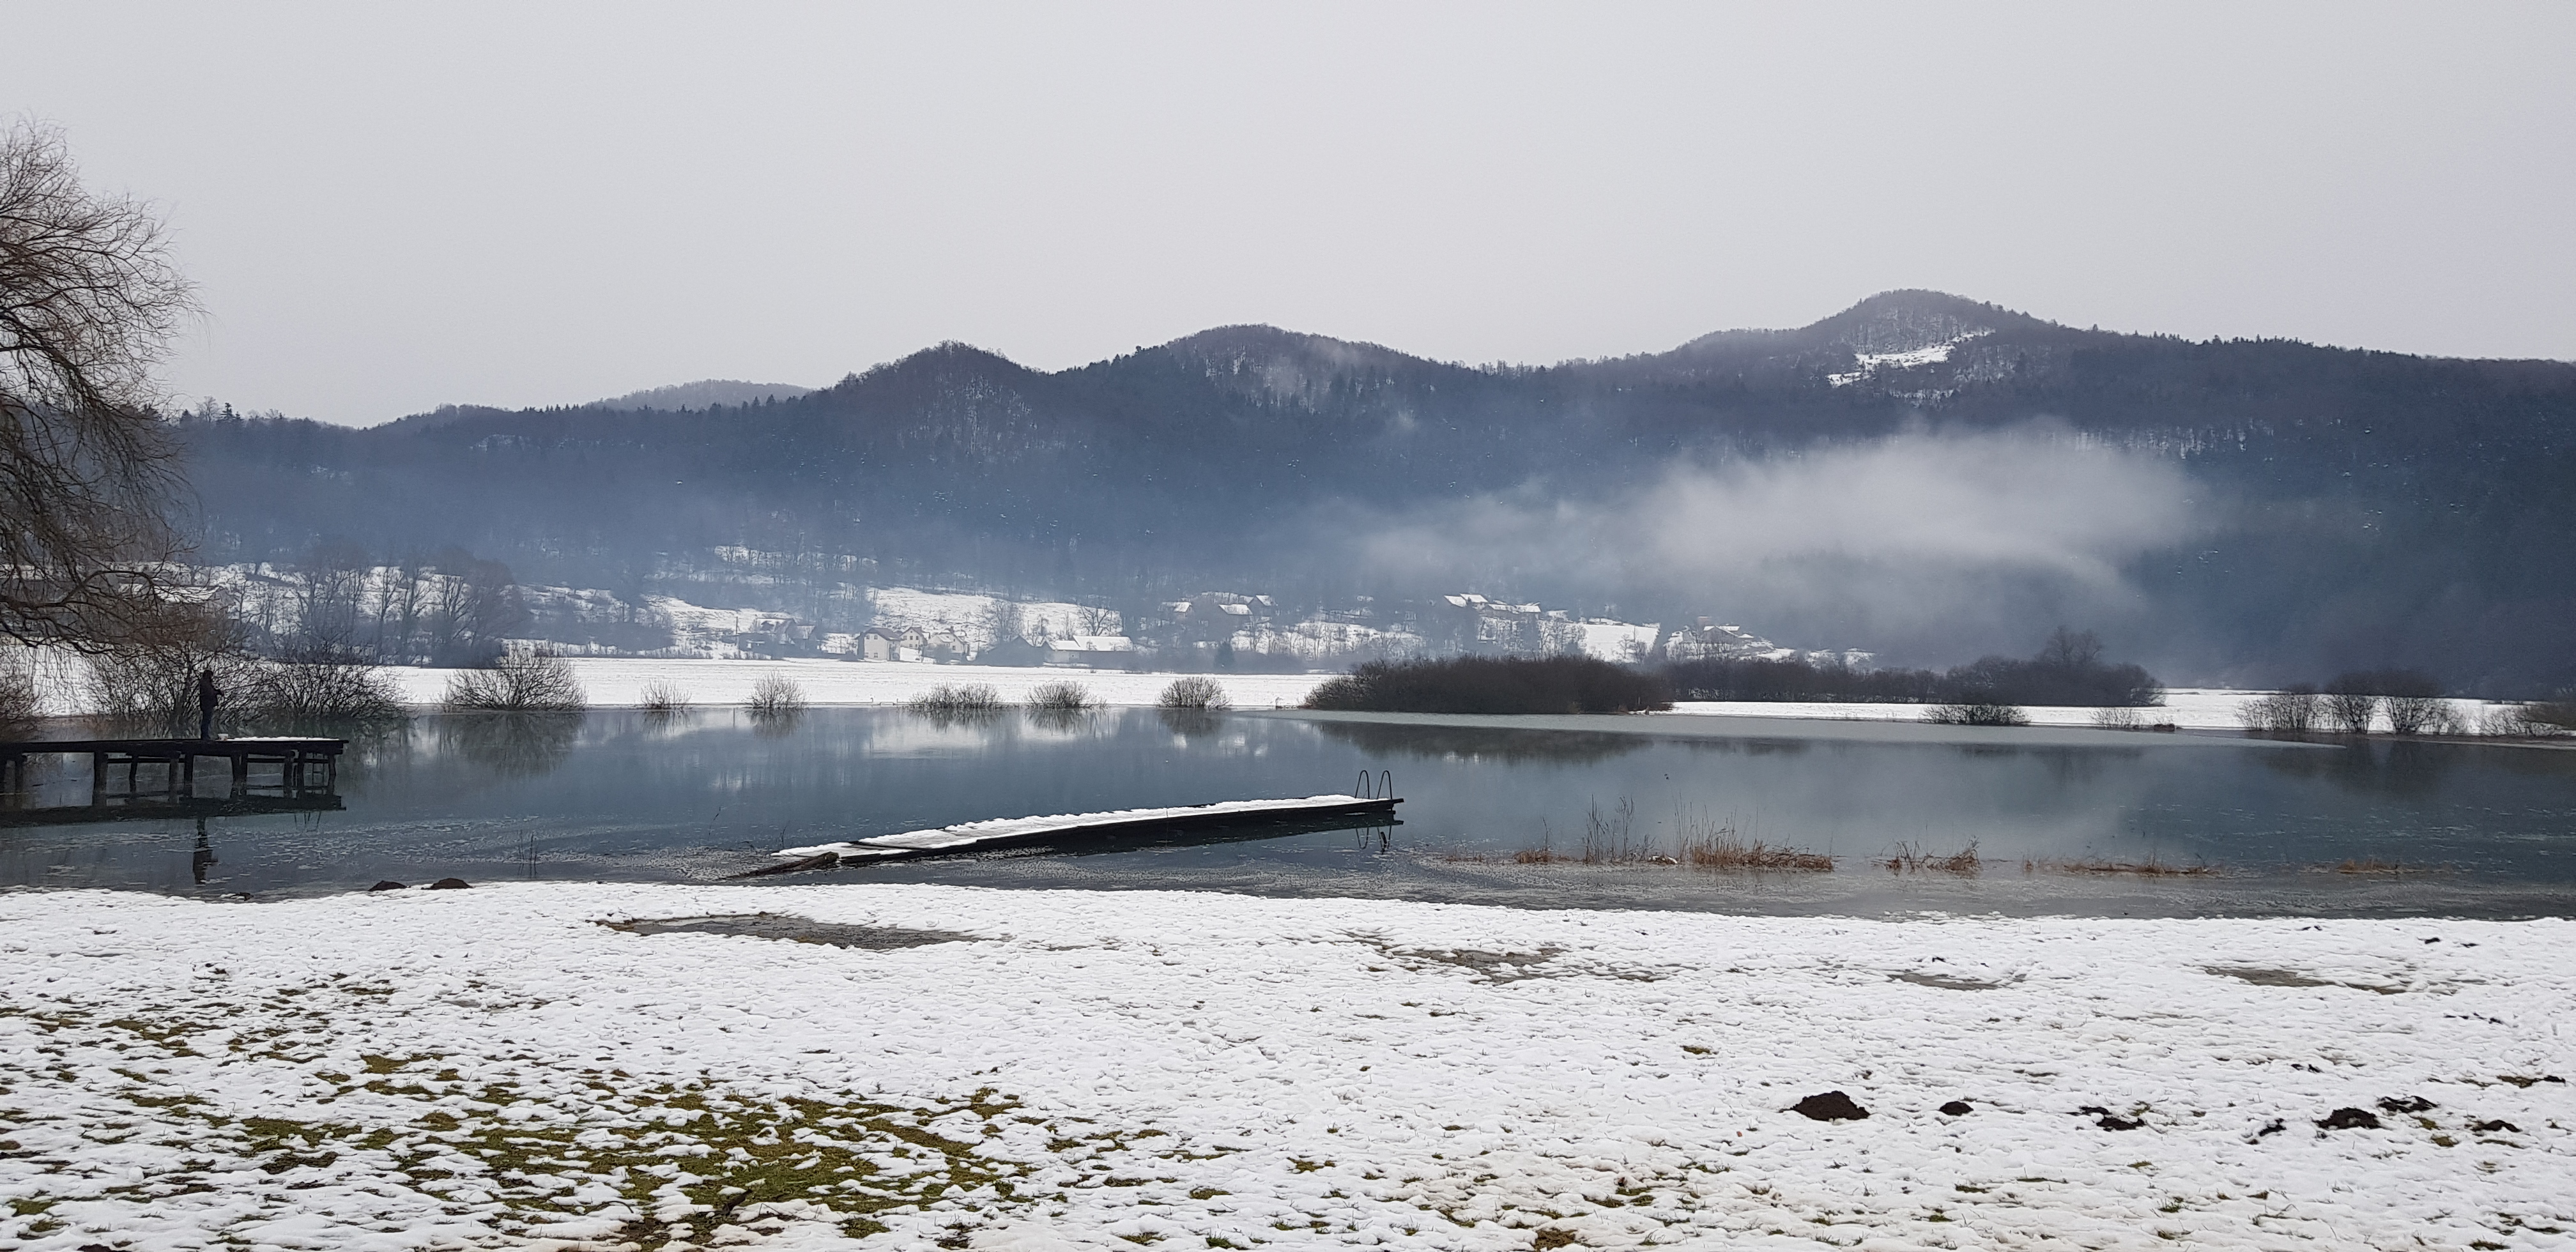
top-left (9, 2), bottom-right (2571, 425)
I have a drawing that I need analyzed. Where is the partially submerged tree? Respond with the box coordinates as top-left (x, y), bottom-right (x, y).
top-left (1157, 675), bottom-right (1230, 710)
top-left (1, 120), bottom-right (194, 650)
top-left (443, 650), bottom-right (586, 712)
top-left (744, 671), bottom-right (808, 717)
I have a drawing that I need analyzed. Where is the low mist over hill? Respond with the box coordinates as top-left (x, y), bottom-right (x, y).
top-left (175, 291), bottom-right (2576, 692)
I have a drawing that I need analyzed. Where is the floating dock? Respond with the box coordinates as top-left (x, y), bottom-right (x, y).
top-left (758, 793), bottom-right (1401, 872)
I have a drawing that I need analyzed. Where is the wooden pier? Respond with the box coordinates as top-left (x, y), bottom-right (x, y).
top-left (0, 737), bottom-right (345, 802)
top-left (751, 793), bottom-right (1403, 873)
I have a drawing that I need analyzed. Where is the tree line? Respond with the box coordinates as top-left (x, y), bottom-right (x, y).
top-left (1663, 628), bottom-right (2163, 708)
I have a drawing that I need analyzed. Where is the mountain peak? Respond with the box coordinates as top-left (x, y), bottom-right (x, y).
top-left (1671, 290), bottom-right (2058, 358)
top-left (1808, 290), bottom-right (2053, 354)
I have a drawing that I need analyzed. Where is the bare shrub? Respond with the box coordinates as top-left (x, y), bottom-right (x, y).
top-left (745, 672), bottom-right (807, 717)
top-left (2239, 685), bottom-right (2322, 734)
top-left (443, 650), bottom-right (586, 711)
top-left (1025, 680), bottom-right (1096, 712)
top-left (2480, 701), bottom-right (2574, 738)
top-left (638, 679), bottom-right (691, 714)
top-left (2322, 691), bottom-right (2379, 735)
top-left (84, 600), bottom-right (262, 735)
top-left (2382, 694), bottom-right (2455, 736)
top-left (1157, 676), bottom-right (1230, 711)
top-left (245, 645), bottom-right (406, 724)
top-left (2090, 705), bottom-right (2143, 730)
top-left (1925, 702), bottom-right (2028, 726)
top-left (907, 683), bottom-right (1002, 714)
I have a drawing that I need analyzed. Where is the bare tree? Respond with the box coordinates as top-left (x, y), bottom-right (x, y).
top-left (2322, 691), bottom-right (2378, 735)
top-left (83, 597), bottom-right (261, 735)
top-left (443, 650), bottom-right (586, 712)
top-left (1, 120), bottom-right (195, 649)
top-left (419, 547), bottom-right (526, 665)
top-left (291, 538), bottom-right (372, 652)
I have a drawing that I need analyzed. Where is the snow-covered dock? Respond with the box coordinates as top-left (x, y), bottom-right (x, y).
top-left (770, 793), bottom-right (1400, 866)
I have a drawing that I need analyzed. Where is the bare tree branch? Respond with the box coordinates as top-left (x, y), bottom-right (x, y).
top-left (0, 118), bottom-right (196, 650)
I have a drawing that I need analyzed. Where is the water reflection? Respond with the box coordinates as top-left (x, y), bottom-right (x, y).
top-left (1313, 720), bottom-right (1648, 764)
top-left (0, 708), bottom-right (2567, 917)
top-left (436, 712), bottom-right (585, 777)
top-left (2254, 738), bottom-right (2454, 797)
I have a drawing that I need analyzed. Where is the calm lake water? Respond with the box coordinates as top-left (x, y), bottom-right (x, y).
top-left (5, 708), bottom-right (2573, 917)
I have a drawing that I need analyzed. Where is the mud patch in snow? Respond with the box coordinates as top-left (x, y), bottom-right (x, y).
top-left (602, 912), bottom-right (976, 950)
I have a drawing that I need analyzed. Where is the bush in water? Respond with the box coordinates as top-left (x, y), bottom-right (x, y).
top-left (907, 683), bottom-right (1002, 714)
top-left (745, 673), bottom-right (806, 716)
top-left (444, 651), bottom-right (586, 712)
top-left (1024, 680), bottom-right (1096, 711)
top-left (1157, 676), bottom-right (1230, 710)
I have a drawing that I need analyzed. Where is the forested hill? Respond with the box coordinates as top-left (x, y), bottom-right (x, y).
top-left (174, 291), bottom-right (2576, 691)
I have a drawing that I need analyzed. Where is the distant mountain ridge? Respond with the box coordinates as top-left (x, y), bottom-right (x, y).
top-left (172, 291), bottom-right (2576, 691)
top-left (586, 379), bottom-right (813, 411)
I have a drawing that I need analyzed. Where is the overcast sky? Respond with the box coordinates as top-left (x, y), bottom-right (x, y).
top-left (9, 2), bottom-right (2571, 425)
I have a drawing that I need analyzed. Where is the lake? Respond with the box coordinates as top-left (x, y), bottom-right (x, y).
top-left (4, 708), bottom-right (2572, 916)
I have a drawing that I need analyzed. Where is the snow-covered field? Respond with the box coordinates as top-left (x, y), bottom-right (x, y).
top-left (387, 664), bottom-right (2522, 737)
top-left (1669, 687), bottom-right (2503, 733)
top-left (386, 659), bottom-right (1330, 711)
top-left (6, 883), bottom-right (2570, 1250)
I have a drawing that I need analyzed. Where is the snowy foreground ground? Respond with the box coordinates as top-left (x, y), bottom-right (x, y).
top-left (6, 884), bottom-right (2572, 1250)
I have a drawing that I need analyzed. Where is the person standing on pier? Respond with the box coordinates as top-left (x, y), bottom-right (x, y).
top-left (197, 668), bottom-right (220, 739)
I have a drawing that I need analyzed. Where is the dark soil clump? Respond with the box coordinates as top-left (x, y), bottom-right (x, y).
top-left (1792, 1091), bottom-right (1869, 1121)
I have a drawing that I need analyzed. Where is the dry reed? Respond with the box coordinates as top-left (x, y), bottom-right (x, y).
top-left (1885, 841), bottom-right (1983, 875)
top-left (2021, 855), bottom-right (2216, 876)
